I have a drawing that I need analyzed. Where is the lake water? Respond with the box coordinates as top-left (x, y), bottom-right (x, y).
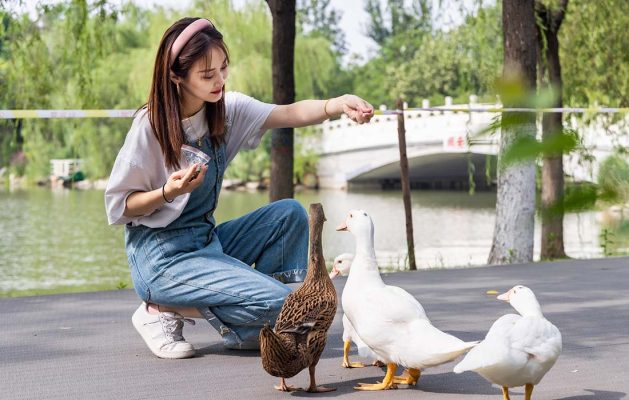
top-left (0, 187), bottom-right (613, 296)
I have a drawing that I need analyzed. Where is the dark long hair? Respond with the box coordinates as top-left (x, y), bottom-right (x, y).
top-left (147, 17), bottom-right (230, 170)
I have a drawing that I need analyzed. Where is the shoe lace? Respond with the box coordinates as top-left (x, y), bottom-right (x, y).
top-left (160, 312), bottom-right (196, 342)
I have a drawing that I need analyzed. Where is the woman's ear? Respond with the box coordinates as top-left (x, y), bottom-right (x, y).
top-left (169, 72), bottom-right (181, 85)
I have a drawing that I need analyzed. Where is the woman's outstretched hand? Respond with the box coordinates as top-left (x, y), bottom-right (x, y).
top-left (163, 163), bottom-right (208, 201)
top-left (338, 94), bottom-right (374, 124)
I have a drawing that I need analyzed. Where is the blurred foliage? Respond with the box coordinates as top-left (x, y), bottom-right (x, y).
top-left (599, 228), bottom-right (614, 257)
top-left (502, 130), bottom-right (578, 165)
top-left (297, 0), bottom-right (346, 55)
top-left (476, 76), bottom-right (624, 217)
top-left (606, 220), bottom-right (629, 256)
top-left (547, 152), bottom-right (629, 218)
top-left (598, 153), bottom-right (629, 205)
top-left (0, 0), bottom-right (345, 181)
top-left (364, 0), bottom-right (432, 46)
top-left (0, 0), bottom-right (627, 187)
top-left (352, 2), bottom-right (501, 108)
top-left (389, 4), bottom-right (503, 107)
top-left (560, 0), bottom-right (629, 108)
top-left (562, 182), bottom-right (597, 213)
top-left (598, 221), bottom-right (629, 257)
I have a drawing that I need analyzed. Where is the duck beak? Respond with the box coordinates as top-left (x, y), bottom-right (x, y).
top-left (336, 221), bottom-right (348, 231)
top-left (329, 266), bottom-right (339, 279)
top-left (497, 290), bottom-right (511, 302)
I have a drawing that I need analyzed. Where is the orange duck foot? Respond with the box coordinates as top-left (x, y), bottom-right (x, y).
top-left (392, 368), bottom-right (421, 385)
top-left (354, 363), bottom-right (398, 391)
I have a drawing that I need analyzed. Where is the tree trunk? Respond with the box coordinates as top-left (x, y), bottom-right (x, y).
top-left (488, 0), bottom-right (538, 265)
top-left (537, 0), bottom-right (569, 259)
top-left (266, 0), bottom-right (296, 201)
top-left (15, 119), bottom-right (23, 148)
top-left (396, 98), bottom-right (417, 271)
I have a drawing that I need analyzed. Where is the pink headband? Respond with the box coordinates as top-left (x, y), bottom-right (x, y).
top-left (170, 19), bottom-right (213, 67)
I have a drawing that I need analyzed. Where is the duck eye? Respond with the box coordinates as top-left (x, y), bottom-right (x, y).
top-left (363, 212), bottom-right (367, 216)
top-left (350, 214), bottom-right (353, 218)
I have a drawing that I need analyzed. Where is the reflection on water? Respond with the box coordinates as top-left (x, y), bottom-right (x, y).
top-left (0, 188), bottom-right (128, 294)
top-left (0, 187), bottom-right (608, 295)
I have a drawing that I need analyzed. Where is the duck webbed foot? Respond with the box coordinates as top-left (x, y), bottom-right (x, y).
top-left (342, 340), bottom-right (366, 368)
top-left (354, 363), bottom-right (398, 391)
top-left (306, 385), bottom-right (336, 393)
top-left (343, 359), bottom-right (366, 368)
top-left (392, 368), bottom-right (421, 385)
top-left (372, 360), bottom-right (385, 367)
top-left (274, 378), bottom-right (299, 392)
top-left (305, 365), bottom-right (336, 393)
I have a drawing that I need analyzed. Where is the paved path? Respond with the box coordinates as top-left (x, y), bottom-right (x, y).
top-left (1, 257), bottom-right (628, 400)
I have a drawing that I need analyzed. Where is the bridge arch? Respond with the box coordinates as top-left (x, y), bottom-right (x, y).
top-left (314, 101), bottom-right (625, 189)
top-left (346, 151), bottom-right (497, 190)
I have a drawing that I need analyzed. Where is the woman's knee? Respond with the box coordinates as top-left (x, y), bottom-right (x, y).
top-left (266, 287), bottom-right (290, 315)
top-left (276, 199), bottom-right (307, 226)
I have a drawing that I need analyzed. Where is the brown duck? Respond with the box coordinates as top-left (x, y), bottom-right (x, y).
top-left (259, 203), bottom-right (337, 392)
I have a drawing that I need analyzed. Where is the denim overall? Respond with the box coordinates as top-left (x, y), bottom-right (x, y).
top-left (125, 135), bottom-right (308, 349)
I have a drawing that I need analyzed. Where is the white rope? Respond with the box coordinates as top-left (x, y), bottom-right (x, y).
top-left (0, 109), bottom-right (137, 119)
top-left (375, 106), bottom-right (629, 115)
top-left (1, 106), bottom-right (628, 119)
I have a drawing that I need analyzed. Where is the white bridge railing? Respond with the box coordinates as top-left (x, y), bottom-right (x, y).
top-left (314, 97), bottom-right (628, 190)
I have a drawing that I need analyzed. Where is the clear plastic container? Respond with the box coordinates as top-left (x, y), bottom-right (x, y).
top-left (181, 144), bottom-right (211, 167)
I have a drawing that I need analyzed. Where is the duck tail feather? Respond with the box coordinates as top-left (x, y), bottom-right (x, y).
top-left (278, 321), bottom-right (316, 335)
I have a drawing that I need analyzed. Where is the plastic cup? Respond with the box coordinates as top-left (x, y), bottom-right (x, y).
top-left (181, 144), bottom-right (211, 167)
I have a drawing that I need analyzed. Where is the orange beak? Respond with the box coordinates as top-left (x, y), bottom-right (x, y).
top-left (497, 290), bottom-right (511, 302)
top-left (336, 221), bottom-right (348, 231)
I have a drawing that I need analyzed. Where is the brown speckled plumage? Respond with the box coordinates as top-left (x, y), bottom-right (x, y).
top-left (260, 203), bottom-right (337, 392)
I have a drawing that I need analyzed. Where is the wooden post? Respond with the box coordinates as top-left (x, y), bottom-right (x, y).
top-left (396, 98), bottom-right (417, 271)
top-left (266, 0), bottom-right (296, 201)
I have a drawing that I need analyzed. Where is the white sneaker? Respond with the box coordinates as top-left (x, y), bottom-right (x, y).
top-left (131, 302), bottom-right (196, 359)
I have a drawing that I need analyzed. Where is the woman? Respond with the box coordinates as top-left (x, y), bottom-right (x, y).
top-left (105, 17), bottom-right (373, 359)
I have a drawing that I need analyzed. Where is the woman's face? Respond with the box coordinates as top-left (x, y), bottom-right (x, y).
top-left (180, 46), bottom-right (229, 104)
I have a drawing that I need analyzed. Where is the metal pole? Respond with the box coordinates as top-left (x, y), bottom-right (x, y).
top-left (396, 98), bottom-right (417, 271)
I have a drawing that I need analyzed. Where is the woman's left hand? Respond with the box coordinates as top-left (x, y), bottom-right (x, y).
top-left (336, 94), bottom-right (374, 124)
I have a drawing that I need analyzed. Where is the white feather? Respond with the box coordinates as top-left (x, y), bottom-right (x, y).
top-left (454, 286), bottom-right (562, 388)
top-left (340, 210), bottom-right (477, 370)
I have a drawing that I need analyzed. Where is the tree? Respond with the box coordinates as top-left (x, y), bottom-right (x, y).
top-left (364, 0), bottom-right (431, 47)
top-left (0, 8), bottom-right (18, 167)
top-left (560, 0), bottom-right (629, 107)
top-left (0, 0), bottom-right (340, 182)
top-left (297, 0), bottom-right (346, 55)
top-left (488, 0), bottom-right (538, 265)
top-left (389, 4), bottom-right (503, 106)
top-left (265, 0), bottom-right (297, 201)
top-left (350, 0), bottom-right (434, 108)
top-left (536, 0), bottom-right (569, 260)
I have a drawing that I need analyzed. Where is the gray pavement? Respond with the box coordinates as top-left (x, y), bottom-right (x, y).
top-left (1, 257), bottom-right (628, 400)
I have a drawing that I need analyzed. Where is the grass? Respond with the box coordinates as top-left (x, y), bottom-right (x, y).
top-left (0, 280), bottom-right (133, 298)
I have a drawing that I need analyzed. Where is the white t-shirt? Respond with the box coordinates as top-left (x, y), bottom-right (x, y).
top-left (104, 91), bottom-right (276, 227)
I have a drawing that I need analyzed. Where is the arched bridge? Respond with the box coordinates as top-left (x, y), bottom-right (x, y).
top-left (316, 103), bottom-right (499, 190)
top-left (314, 100), bottom-right (625, 190)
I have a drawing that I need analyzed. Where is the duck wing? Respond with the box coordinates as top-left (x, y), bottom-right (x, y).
top-left (275, 291), bottom-right (337, 335)
top-left (510, 317), bottom-right (562, 364)
top-left (378, 284), bottom-right (429, 322)
top-left (454, 314), bottom-right (522, 373)
top-left (344, 314), bottom-right (379, 359)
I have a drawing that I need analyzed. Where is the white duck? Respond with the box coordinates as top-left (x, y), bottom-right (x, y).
top-left (329, 253), bottom-right (384, 369)
top-left (337, 210), bottom-right (478, 390)
top-left (453, 285), bottom-right (562, 400)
